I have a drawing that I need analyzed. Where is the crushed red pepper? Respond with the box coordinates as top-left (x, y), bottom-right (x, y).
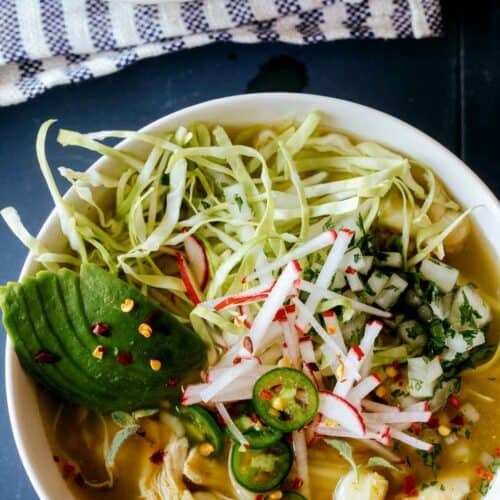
top-left (62, 462), bottom-right (76, 478)
top-left (291, 476), bottom-right (304, 490)
top-left (448, 395), bottom-right (461, 409)
top-left (34, 350), bottom-right (59, 364)
top-left (305, 361), bottom-right (319, 372)
top-left (143, 310), bottom-right (161, 326)
top-left (166, 377), bottom-right (179, 387)
top-left (116, 351), bottom-right (133, 366)
top-left (403, 475), bottom-right (418, 496)
top-left (149, 450), bottom-right (165, 465)
top-left (450, 414), bottom-right (465, 427)
top-left (243, 336), bottom-right (253, 353)
top-left (91, 322), bottom-right (110, 336)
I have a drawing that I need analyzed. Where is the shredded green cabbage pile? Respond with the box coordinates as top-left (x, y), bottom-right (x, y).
top-left (1, 112), bottom-right (469, 361)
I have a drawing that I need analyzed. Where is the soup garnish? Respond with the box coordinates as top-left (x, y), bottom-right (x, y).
top-left (1, 112), bottom-right (498, 499)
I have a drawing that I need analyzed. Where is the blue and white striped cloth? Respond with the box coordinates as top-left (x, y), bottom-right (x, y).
top-left (0, 0), bottom-right (442, 106)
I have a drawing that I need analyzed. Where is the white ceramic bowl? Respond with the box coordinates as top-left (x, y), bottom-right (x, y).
top-left (5, 93), bottom-right (500, 499)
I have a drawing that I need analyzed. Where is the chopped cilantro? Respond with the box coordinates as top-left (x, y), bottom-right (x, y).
top-left (407, 323), bottom-right (425, 339)
top-left (323, 217), bottom-right (334, 230)
top-left (464, 429), bottom-right (471, 439)
top-left (459, 291), bottom-right (481, 327)
top-left (233, 194), bottom-right (244, 210)
top-left (161, 173), bottom-right (170, 186)
top-left (200, 200), bottom-right (210, 209)
top-left (417, 443), bottom-right (442, 475)
top-left (364, 283), bottom-right (376, 296)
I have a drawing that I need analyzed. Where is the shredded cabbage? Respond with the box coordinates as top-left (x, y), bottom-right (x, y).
top-left (2, 112), bottom-right (471, 355)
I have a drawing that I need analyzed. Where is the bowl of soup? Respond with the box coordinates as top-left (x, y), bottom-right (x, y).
top-left (3, 93), bottom-right (500, 500)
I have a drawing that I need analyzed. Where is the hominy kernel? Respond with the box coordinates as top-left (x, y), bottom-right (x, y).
top-left (385, 366), bottom-right (398, 378)
top-left (375, 386), bottom-right (387, 398)
top-left (269, 491), bottom-right (283, 500)
top-left (325, 419), bottom-right (338, 428)
top-left (438, 425), bottom-right (451, 437)
top-left (120, 298), bottom-right (135, 312)
top-left (138, 323), bottom-right (153, 338)
top-left (150, 359), bottom-right (162, 371)
top-left (199, 443), bottom-right (215, 457)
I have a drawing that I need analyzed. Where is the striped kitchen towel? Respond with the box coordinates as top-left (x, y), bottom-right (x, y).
top-left (0, 0), bottom-right (442, 106)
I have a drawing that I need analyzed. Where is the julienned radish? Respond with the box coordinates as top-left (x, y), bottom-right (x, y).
top-left (176, 252), bottom-right (202, 304)
top-left (319, 391), bottom-right (366, 436)
top-left (184, 233), bottom-right (210, 290)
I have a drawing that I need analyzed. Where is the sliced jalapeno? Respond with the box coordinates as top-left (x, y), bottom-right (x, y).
top-left (253, 368), bottom-right (319, 432)
top-left (230, 441), bottom-right (293, 493)
top-left (176, 405), bottom-right (224, 456)
top-left (224, 404), bottom-right (283, 449)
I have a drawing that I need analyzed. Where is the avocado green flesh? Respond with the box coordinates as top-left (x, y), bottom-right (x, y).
top-left (1, 264), bottom-right (206, 412)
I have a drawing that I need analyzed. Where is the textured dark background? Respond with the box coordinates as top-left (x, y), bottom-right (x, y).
top-left (0, 1), bottom-right (498, 497)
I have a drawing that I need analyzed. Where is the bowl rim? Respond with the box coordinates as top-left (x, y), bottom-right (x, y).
top-left (4, 92), bottom-right (500, 499)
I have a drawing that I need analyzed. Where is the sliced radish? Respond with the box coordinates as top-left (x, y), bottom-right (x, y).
top-left (390, 428), bottom-right (433, 452)
top-left (319, 391), bottom-right (366, 436)
top-left (212, 281), bottom-right (275, 311)
top-left (365, 423), bottom-right (392, 446)
top-left (296, 228), bottom-right (353, 331)
top-left (334, 347), bottom-right (365, 398)
top-left (241, 261), bottom-right (302, 356)
top-left (359, 320), bottom-right (383, 371)
top-left (347, 374), bottom-right (382, 404)
top-left (293, 298), bottom-right (360, 380)
top-left (216, 403), bottom-right (249, 446)
top-left (363, 411), bottom-right (432, 425)
top-left (295, 279), bottom-right (391, 318)
top-left (206, 364), bottom-right (274, 383)
top-left (361, 439), bottom-right (403, 464)
top-left (184, 233), bottom-right (209, 290)
top-left (176, 252), bottom-right (202, 305)
top-left (299, 336), bottom-right (324, 389)
top-left (281, 317), bottom-right (300, 368)
top-left (200, 357), bottom-right (258, 402)
top-left (292, 431), bottom-right (310, 499)
top-left (361, 399), bottom-right (401, 413)
top-left (323, 311), bottom-right (347, 355)
top-left (244, 230), bottom-right (337, 283)
top-left (346, 270), bottom-right (365, 293)
top-left (315, 425), bottom-right (382, 443)
top-left (182, 378), bottom-right (255, 405)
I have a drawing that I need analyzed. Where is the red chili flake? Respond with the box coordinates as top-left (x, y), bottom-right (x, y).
top-left (427, 416), bottom-right (439, 429)
top-left (116, 351), bottom-right (133, 366)
top-left (166, 377), bottom-right (179, 387)
top-left (292, 476), bottom-right (304, 490)
top-left (256, 495), bottom-right (265, 500)
top-left (260, 389), bottom-right (273, 401)
top-left (294, 323), bottom-right (306, 336)
top-left (233, 356), bottom-right (242, 365)
top-left (495, 447), bottom-right (500, 458)
top-left (403, 476), bottom-right (418, 496)
top-left (411, 423), bottom-right (422, 436)
top-left (392, 360), bottom-right (400, 369)
top-left (149, 450), bottom-right (165, 465)
top-left (450, 414), bottom-right (465, 427)
top-left (476, 466), bottom-right (493, 481)
top-left (345, 265), bottom-right (357, 275)
top-left (144, 310), bottom-right (161, 326)
top-left (243, 336), bottom-right (253, 354)
top-left (448, 395), bottom-right (461, 409)
top-left (91, 322), bottom-right (110, 336)
top-left (270, 383), bottom-right (283, 392)
top-left (34, 350), bottom-right (60, 364)
top-left (53, 455), bottom-right (60, 463)
top-left (305, 361), bottom-right (319, 372)
top-left (74, 473), bottom-right (86, 489)
top-left (62, 463), bottom-right (76, 478)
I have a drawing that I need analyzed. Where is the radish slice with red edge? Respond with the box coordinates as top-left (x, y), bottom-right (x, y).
top-left (299, 336), bottom-right (324, 390)
top-left (361, 399), bottom-right (401, 413)
top-left (347, 374), bottom-right (382, 404)
top-left (293, 298), bottom-right (361, 381)
top-left (363, 411), bottom-right (432, 424)
top-left (176, 252), bottom-right (202, 305)
top-left (216, 403), bottom-right (249, 446)
top-left (319, 391), bottom-right (366, 436)
top-left (390, 428), bottom-right (434, 451)
top-left (200, 357), bottom-right (259, 402)
top-left (244, 230), bottom-right (337, 283)
top-left (296, 228), bottom-right (353, 332)
top-left (184, 233), bottom-right (209, 290)
top-left (240, 261), bottom-right (302, 356)
top-left (292, 430), bottom-right (310, 498)
top-left (323, 311), bottom-right (347, 354)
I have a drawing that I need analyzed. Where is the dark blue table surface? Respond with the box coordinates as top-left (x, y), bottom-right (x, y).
top-left (1, 1), bottom-right (499, 498)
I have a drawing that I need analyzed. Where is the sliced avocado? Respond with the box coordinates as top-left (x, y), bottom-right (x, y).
top-left (1, 264), bottom-right (206, 412)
